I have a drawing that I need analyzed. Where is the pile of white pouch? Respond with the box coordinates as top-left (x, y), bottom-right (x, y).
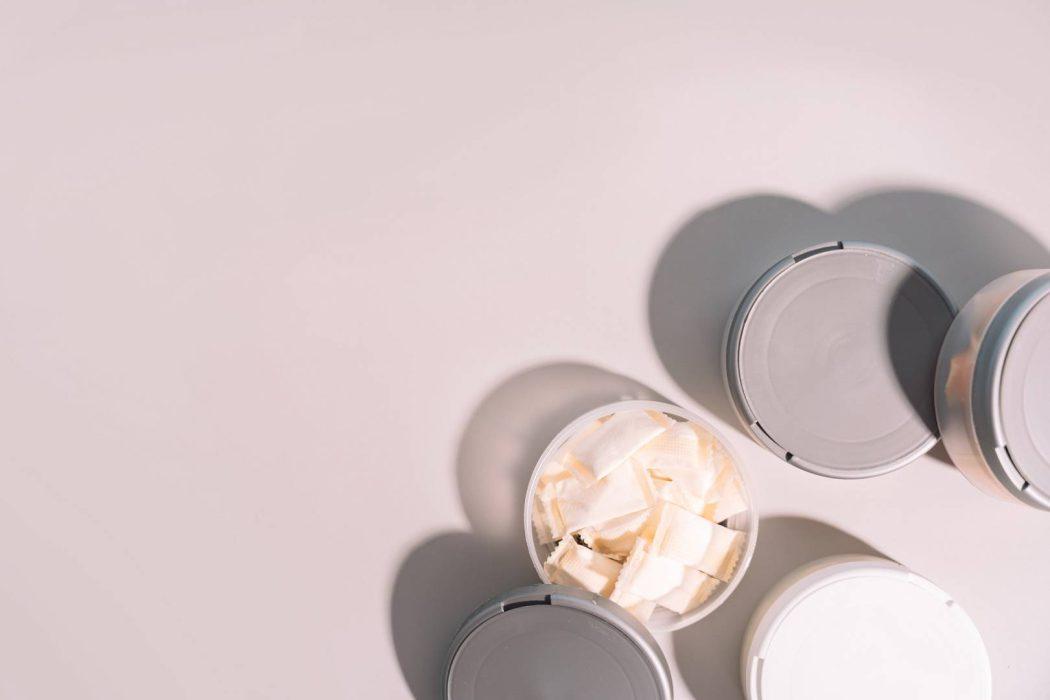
top-left (531, 409), bottom-right (749, 622)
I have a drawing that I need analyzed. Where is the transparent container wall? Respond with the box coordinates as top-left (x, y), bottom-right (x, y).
top-left (524, 399), bottom-right (759, 631)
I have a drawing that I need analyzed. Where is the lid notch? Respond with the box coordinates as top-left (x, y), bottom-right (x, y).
top-left (750, 421), bottom-right (790, 462)
top-left (502, 595), bottom-right (551, 612)
top-left (792, 241), bottom-right (843, 263)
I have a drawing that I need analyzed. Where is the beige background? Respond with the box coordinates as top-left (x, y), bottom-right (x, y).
top-left (3, 1), bottom-right (1050, 698)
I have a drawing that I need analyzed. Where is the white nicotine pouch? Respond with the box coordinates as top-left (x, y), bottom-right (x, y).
top-left (644, 501), bottom-right (744, 582)
top-left (609, 587), bottom-right (658, 623)
top-left (612, 540), bottom-right (721, 615)
top-left (637, 422), bottom-right (721, 502)
top-left (570, 410), bottom-right (668, 481)
top-left (544, 536), bottom-right (622, 597)
top-left (554, 459), bottom-right (656, 534)
top-left (650, 477), bottom-right (707, 515)
top-left (702, 466), bottom-right (748, 524)
top-left (578, 507), bottom-right (653, 560)
top-left (553, 418), bottom-right (606, 483)
top-left (532, 481), bottom-right (566, 544)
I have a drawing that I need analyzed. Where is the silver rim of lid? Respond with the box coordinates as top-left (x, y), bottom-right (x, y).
top-left (971, 271), bottom-right (1050, 508)
top-left (724, 241), bottom-right (956, 478)
top-left (445, 584), bottom-right (672, 700)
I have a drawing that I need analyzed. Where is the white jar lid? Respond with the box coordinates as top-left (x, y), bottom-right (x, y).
top-left (741, 556), bottom-right (991, 700)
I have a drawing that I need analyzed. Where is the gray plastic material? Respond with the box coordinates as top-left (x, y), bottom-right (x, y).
top-left (999, 293), bottom-right (1050, 490)
top-left (445, 584), bottom-right (673, 700)
top-left (725, 242), bottom-right (956, 478)
top-left (968, 271), bottom-right (1050, 507)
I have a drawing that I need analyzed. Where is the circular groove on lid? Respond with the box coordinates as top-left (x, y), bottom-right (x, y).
top-left (730, 242), bottom-right (955, 478)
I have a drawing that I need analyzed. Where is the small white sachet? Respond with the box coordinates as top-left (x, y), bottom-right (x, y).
top-left (554, 418), bottom-right (606, 483)
top-left (610, 587), bottom-right (658, 623)
top-left (532, 481), bottom-right (566, 544)
top-left (544, 536), bottom-right (622, 597)
top-left (651, 476), bottom-right (707, 515)
top-left (655, 566), bottom-right (720, 614)
top-left (537, 457), bottom-right (576, 488)
top-left (613, 540), bottom-right (721, 615)
top-left (579, 507), bottom-right (652, 560)
top-left (571, 410), bottom-right (669, 481)
top-left (555, 459), bottom-right (656, 534)
top-left (644, 501), bottom-right (744, 582)
top-left (637, 421), bottom-right (724, 503)
top-left (702, 461), bottom-right (748, 524)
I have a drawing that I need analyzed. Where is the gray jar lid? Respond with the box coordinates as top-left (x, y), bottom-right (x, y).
top-left (445, 584), bottom-right (672, 700)
top-left (725, 242), bottom-right (956, 478)
top-left (972, 272), bottom-right (1050, 506)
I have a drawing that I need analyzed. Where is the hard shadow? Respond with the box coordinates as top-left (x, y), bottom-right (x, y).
top-left (836, 189), bottom-right (1050, 304)
top-left (390, 362), bottom-right (665, 699)
top-left (885, 267), bottom-right (956, 438)
top-left (648, 195), bottom-right (839, 429)
top-left (389, 532), bottom-right (536, 700)
top-left (672, 516), bottom-right (884, 700)
top-left (649, 189), bottom-right (1050, 466)
top-left (455, 361), bottom-right (666, 553)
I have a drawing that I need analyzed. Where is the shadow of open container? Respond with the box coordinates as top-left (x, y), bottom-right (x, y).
top-left (391, 363), bottom-right (684, 700)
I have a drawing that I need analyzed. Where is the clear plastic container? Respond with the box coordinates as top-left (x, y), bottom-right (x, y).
top-left (523, 399), bottom-right (759, 631)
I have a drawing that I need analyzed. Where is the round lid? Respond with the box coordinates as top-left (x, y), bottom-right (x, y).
top-left (726, 242), bottom-right (955, 478)
top-left (743, 556), bottom-right (991, 700)
top-left (446, 585), bottom-right (672, 700)
top-left (970, 270), bottom-right (1050, 510)
top-left (998, 285), bottom-right (1050, 497)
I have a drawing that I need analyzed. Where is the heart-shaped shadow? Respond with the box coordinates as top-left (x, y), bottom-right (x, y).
top-left (648, 189), bottom-right (1050, 464)
top-left (389, 362), bottom-right (666, 699)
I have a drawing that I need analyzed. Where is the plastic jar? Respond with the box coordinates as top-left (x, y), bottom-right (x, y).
top-left (741, 555), bottom-right (991, 700)
top-left (936, 269), bottom-right (1050, 509)
top-left (524, 399), bottom-right (759, 630)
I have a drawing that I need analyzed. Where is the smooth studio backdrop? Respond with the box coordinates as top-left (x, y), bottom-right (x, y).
top-left (3, 2), bottom-right (1050, 698)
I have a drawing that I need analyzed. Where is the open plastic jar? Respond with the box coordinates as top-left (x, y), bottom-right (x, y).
top-left (523, 399), bottom-right (759, 631)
